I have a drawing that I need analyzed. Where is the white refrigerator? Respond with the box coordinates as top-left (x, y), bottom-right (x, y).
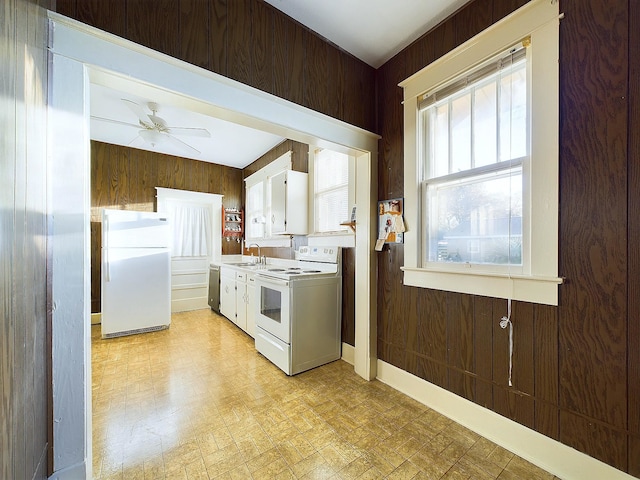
top-left (101, 208), bottom-right (171, 338)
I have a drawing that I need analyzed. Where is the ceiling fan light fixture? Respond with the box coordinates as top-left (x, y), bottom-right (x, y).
top-left (139, 128), bottom-right (164, 147)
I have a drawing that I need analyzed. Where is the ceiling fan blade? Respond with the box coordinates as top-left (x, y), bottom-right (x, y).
top-left (163, 133), bottom-right (201, 155)
top-left (121, 99), bottom-right (153, 127)
top-left (91, 115), bottom-right (140, 129)
top-left (167, 126), bottom-right (211, 138)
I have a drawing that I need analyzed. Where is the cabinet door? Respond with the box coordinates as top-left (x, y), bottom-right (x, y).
top-left (219, 273), bottom-right (236, 321)
top-left (236, 282), bottom-right (247, 331)
top-left (246, 276), bottom-right (256, 338)
top-left (270, 170), bottom-right (287, 234)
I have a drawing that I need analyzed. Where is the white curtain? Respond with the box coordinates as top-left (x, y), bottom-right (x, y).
top-left (167, 202), bottom-right (212, 257)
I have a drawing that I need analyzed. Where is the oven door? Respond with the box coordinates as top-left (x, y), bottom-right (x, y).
top-left (255, 275), bottom-right (291, 343)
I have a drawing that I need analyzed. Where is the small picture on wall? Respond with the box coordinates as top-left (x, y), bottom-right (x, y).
top-left (378, 198), bottom-right (405, 244)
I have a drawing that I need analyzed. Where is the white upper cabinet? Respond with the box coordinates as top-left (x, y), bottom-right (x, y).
top-left (270, 170), bottom-right (308, 235)
top-left (244, 151), bottom-right (309, 242)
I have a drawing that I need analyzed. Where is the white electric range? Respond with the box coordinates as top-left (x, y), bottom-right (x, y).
top-left (254, 246), bottom-right (342, 375)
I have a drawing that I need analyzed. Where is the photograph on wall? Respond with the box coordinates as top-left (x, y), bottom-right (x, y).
top-left (378, 198), bottom-right (405, 245)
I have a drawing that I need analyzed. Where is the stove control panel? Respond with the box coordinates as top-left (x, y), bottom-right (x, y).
top-left (296, 246), bottom-right (339, 263)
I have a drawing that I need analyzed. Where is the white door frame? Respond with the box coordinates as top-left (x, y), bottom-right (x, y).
top-left (48, 12), bottom-right (378, 478)
top-left (156, 187), bottom-right (223, 312)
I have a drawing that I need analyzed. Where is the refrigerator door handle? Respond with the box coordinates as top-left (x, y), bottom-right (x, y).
top-left (104, 214), bottom-right (110, 282)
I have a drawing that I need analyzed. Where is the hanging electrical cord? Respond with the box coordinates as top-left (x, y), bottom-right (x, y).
top-left (499, 298), bottom-right (513, 387)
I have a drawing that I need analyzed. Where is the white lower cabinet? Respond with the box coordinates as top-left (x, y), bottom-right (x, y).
top-left (245, 275), bottom-right (256, 337)
top-left (219, 266), bottom-right (256, 338)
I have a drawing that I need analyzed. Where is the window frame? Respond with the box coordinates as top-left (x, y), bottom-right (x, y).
top-left (400, 0), bottom-right (562, 305)
top-left (308, 147), bottom-right (356, 246)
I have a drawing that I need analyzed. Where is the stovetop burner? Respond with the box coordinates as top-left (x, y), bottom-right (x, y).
top-left (256, 248), bottom-right (341, 280)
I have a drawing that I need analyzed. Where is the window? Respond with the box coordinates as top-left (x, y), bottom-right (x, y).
top-left (421, 48), bottom-right (526, 273)
top-left (400, 0), bottom-right (562, 305)
top-left (313, 148), bottom-right (350, 233)
top-left (244, 150), bottom-right (292, 246)
top-left (245, 181), bottom-right (264, 239)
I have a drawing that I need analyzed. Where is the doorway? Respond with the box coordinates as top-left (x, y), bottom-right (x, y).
top-left (48, 11), bottom-right (378, 477)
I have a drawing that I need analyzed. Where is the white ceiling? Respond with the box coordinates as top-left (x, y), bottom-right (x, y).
top-left (89, 0), bottom-right (468, 168)
top-left (264, 0), bottom-right (470, 68)
top-left (90, 84), bottom-right (285, 169)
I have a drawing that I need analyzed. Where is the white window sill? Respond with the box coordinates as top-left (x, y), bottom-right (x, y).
top-left (307, 232), bottom-right (355, 248)
top-left (401, 266), bottom-right (563, 306)
top-left (244, 237), bottom-right (292, 248)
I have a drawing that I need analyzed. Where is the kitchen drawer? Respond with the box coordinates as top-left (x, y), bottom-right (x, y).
top-left (255, 327), bottom-right (291, 375)
top-left (236, 271), bottom-right (247, 282)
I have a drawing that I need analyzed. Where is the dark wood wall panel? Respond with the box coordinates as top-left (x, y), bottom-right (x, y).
top-left (473, 297), bottom-right (494, 408)
top-left (227, 0), bottom-right (252, 86)
top-left (533, 304), bottom-right (559, 440)
top-left (242, 139), bottom-right (309, 178)
top-left (90, 141), bottom-right (243, 313)
top-left (54, 0), bottom-right (376, 132)
top-left (179, 0), bottom-right (210, 69)
top-left (376, 0), bottom-right (637, 476)
top-left (446, 293), bottom-right (474, 401)
top-left (209, 0), bottom-right (228, 75)
top-left (492, 0), bottom-right (529, 21)
top-left (251, 0), bottom-right (273, 95)
top-left (304, 33), bottom-right (329, 115)
top-left (558, 0), bottom-right (629, 463)
top-left (78, 0), bottom-right (127, 38)
top-left (454, 0), bottom-right (492, 45)
top-left (341, 248), bottom-right (356, 346)
top-left (126, 0), bottom-right (180, 58)
top-left (629, 0), bottom-right (640, 476)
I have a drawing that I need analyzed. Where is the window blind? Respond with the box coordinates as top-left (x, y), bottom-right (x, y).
top-left (419, 44), bottom-right (527, 110)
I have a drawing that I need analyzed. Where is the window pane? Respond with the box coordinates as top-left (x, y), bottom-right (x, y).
top-left (451, 93), bottom-right (471, 172)
top-left (432, 105), bottom-right (449, 177)
top-left (427, 168), bottom-right (522, 265)
top-left (473, 80), bottom-right (497, 167)
top-left (314, 148), bottom-right (350, 232)
top-left (499, 65), bottom-right (527, 161)
top-left (317, 186), bottom-right (349, 232)
top-left (316, 150), bottom-right (349, 190)
top-left (246, 182), bottom-right (264, 238)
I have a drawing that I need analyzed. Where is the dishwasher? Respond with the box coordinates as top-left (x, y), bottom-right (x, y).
top-left (208, 264), bottom-right (220, 313)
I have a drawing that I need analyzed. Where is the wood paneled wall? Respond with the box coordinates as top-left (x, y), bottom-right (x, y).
top-left (242, 139), bottom-right (309, 178)
top-left (241, 139), bottom-right (356, 346)
top-left (54, 0), bottom-right (376, 133)
top-left (90, 141), bottom-right (243, 313)
top-left (1, 0), bottom-right (51, 478)
top-left (376, 0), bottom-right (639, 476)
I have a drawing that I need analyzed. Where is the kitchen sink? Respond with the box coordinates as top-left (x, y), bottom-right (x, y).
top-left (228, 262), bottom-right (261, 267)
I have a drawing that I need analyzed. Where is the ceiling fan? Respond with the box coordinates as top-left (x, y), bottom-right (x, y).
top-left (91, 99), bottom-right (211, 155)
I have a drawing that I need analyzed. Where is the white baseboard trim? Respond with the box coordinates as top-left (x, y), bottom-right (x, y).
top-left (341, 342), bottom-right (355, 365)
top-left (376, 360), bottom-right (635, 480)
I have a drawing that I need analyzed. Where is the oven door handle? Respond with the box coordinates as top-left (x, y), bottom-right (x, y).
top-left (255, 275), bottom-right (289, 288)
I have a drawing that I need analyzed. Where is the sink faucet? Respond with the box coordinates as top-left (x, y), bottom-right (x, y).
top-left (247, 243), bottom-right (261, 263)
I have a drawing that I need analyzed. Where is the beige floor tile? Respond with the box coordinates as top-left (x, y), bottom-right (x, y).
top-left (92, 310), bottom-right (555, 480)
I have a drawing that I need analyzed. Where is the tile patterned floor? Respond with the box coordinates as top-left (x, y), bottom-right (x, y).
top-left (92, 309), bottom-right (559, 479)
